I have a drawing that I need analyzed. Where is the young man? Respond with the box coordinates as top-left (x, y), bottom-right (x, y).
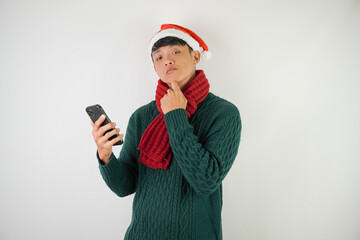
top-left (90, 24), bottom-right (242, 239)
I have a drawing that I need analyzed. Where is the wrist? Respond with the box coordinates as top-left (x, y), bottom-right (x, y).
top-left (98, 151), bottom-right (110, 165)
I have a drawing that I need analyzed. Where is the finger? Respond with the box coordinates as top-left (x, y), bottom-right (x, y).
top-left (98, 128), bottom-right (120, 145)
top-left (94, 114), bottom-right (106, 130)
top-left (161, 93), bottom-right (168, 100)
top-left (90, 119), bottom-right (94, 127)
top-left (171, 81), bottom-right (180, 91)
top-left (98, 122), bottom-right (116, 139)
top-left (106, 134), bottom-right (124, 147)
top-left (104, 128), bottom-right (120, 140)
top-left (112, 134), bottom-right (124, 145)
top-left (97, 122), bottom-right (116, 138)
top-left (160, 96), bottom-right (167, 105)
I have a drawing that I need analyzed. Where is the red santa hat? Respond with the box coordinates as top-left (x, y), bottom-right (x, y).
top-left (149, 24), bottom-right (212, 62)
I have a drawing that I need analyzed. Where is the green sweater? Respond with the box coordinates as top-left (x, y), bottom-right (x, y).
top-left (97, 92), bottom-right (242, 240)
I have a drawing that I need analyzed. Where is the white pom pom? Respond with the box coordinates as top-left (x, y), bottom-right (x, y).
top-left (201, 51), bottom-right (212, 61)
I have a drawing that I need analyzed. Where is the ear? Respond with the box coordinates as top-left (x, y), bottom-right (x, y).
top-left (192, 50), bottom-right (201, 65)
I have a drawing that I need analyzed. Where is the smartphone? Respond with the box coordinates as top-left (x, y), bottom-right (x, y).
top-left (86, 104), bottom-right (123, 145)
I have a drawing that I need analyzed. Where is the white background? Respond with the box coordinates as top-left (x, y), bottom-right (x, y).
top-left (0, 0), bottom-right (359, 239)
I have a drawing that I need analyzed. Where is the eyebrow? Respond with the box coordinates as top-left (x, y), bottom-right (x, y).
top-left (152, 49), bottom-right (161, 55)
top-left (152, 45), bottom-right (182, 56)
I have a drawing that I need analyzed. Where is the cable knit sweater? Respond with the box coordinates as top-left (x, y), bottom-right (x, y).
top-left (97, 92), bottom-right (242, 240)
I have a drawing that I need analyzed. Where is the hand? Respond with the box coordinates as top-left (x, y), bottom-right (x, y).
top-left (90, 114), bottom-right (124, 164)
top-left (160, 82), bottom-right (188, 115)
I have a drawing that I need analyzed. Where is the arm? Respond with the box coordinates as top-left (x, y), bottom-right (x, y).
top-left (164, 106), bottom-right (242, 196)
top-left (97, 113), bottom-right (139, 197)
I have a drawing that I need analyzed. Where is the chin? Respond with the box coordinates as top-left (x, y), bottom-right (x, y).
top-left (163, 76), bottom-right (179, 84)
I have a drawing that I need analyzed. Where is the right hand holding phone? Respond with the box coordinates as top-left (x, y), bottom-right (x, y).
top-left (90, 114), bottom-right (124, 164)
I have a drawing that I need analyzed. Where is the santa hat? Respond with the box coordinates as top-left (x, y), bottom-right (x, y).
top-left (149, 24), bottom-right (211, 62)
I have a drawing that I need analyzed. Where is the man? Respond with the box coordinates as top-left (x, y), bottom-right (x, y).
top-left (90, 24), bottom-right (242, 239)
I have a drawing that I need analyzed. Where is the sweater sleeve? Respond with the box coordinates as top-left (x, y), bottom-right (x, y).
top-left (97, 112), bottom-right (139, 197)
top-left (164, 107), bottom-right (241, 196)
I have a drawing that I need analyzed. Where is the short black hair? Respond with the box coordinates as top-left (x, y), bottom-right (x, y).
top-left (151, 36), bottom-right (193, 60)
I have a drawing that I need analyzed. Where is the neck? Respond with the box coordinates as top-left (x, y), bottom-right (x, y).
top-left (181, 71), bottom-right (196, 90)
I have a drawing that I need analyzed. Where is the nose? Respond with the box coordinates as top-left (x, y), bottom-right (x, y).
top-left (164, 56), bottom-right (173, 66)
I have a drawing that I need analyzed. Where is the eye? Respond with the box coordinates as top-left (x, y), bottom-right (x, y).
top-left (155, 56), bottom-right (162, 61)
top-left (172, 51), bottom-right (180, 55)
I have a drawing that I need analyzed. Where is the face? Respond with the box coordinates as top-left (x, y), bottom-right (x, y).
top-left (152, 44), bottom-right (200, 89)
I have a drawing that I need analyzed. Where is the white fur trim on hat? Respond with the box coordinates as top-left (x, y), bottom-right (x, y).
top-left (149, 29), bottom-right (211, 62)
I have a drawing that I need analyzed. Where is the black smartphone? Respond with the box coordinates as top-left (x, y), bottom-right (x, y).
top-left (86, 104), bottom-right (123, 145)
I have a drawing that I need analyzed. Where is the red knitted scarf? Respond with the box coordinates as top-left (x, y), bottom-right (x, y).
top-left (137, 70), bottom-right (210, 169)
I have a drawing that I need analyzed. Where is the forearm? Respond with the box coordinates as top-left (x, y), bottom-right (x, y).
top-left (97, 151), bottom-right (137, 197)
top-left (164, 109), bottom-right (241, 196)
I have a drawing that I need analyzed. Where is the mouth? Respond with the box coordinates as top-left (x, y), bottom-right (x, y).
top-left (166, 68), bottom-right (177, 74)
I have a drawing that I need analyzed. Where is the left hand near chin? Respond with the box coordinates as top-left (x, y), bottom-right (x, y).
top-left (160, 82), bottom-right (188, 115)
